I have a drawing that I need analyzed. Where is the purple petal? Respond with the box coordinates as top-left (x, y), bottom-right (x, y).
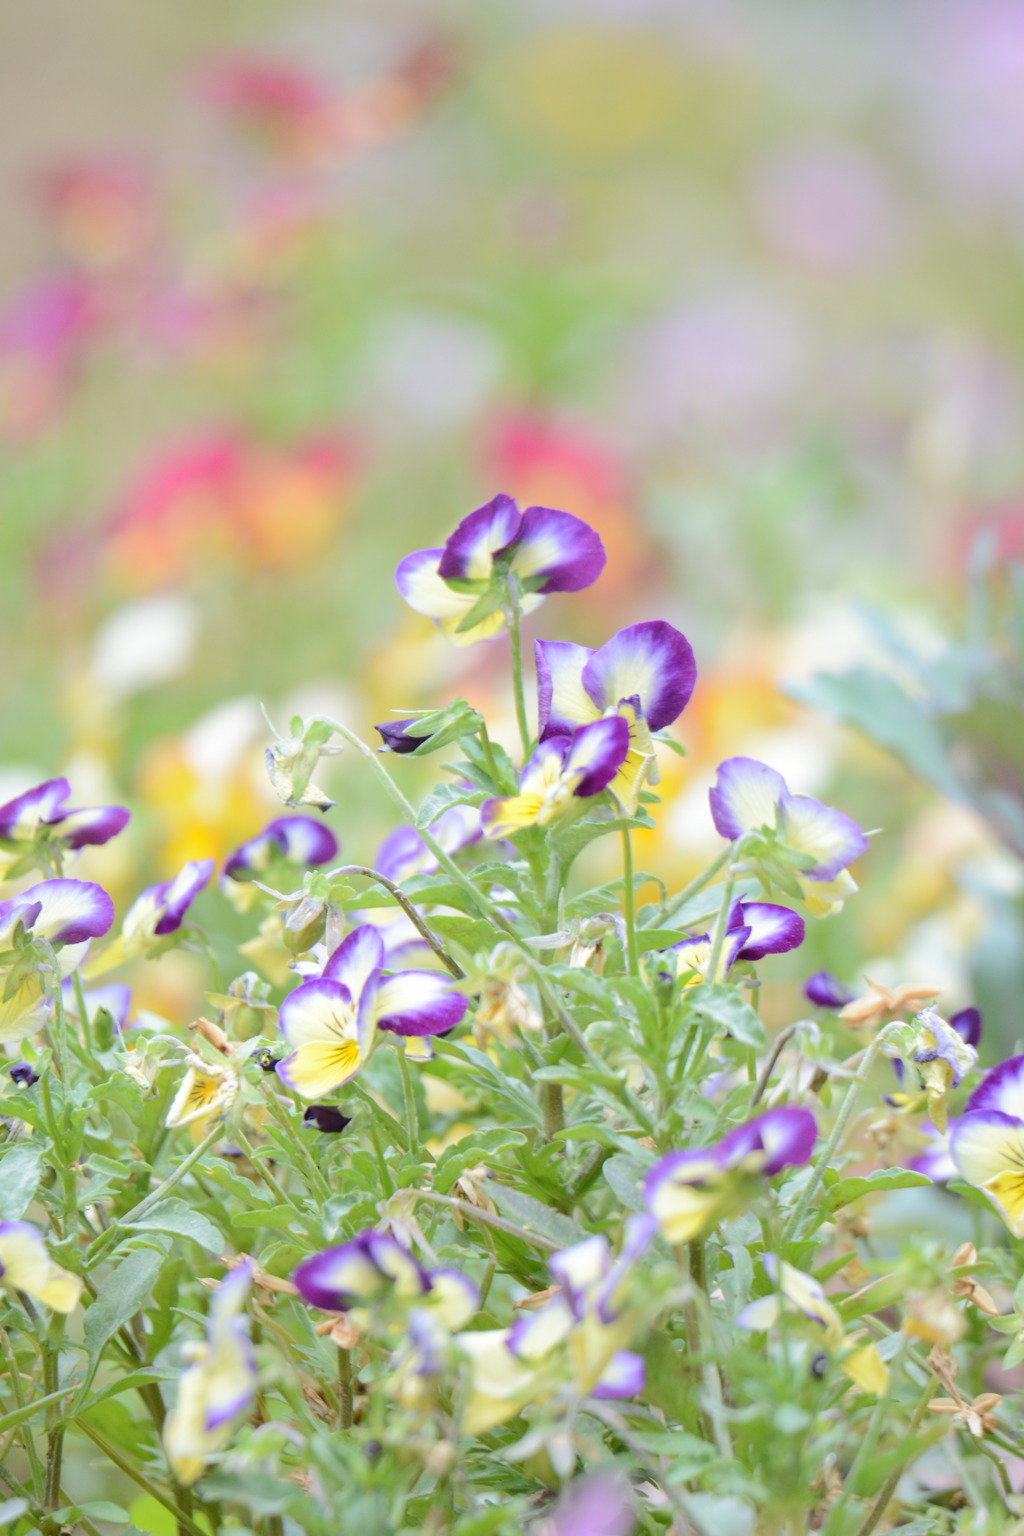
top-left (0, 778), bottom-right (70, 839)
top-left (151, 859), bottom-right (214, 935)
top-left (549, 1234), bottom-right (611, 1313)
top-left (20, 879), bottom-right (115, 944)
top-left (374, 719), bottom-right (424, 755)
top-left (322, 925), bottom-right (385, 1002)
top-left (564, 716), bottom-right (631, 798)
top-left (53, 805), bottom-right (131, 849)
top-left (777, 791), bottom-right (869, 881)
top-left (644, 1148), bottom-right (722, 1205)
top-left (436, 494), bottom-right (523, 582)
top-left (548, 1473), bottom-right (635, 1536)
top-left (581, 622), bottom-right (697, 732)
top-left (519, 737), bottom-right (572, 797)
top-left (728, 899), bottom-right (805, 961)
top-left (395, 547), bottom-right (470, 621)
top-left (511, 504), bottom-right (606, 593)
top-left (535, 640), bottom-right (599, 739)
top-left (278, 978), bottom-right (353, 1047)
top-left (716, 1106), bottom-right (817, 1175)
top-left (591, 1349), bottom-right (645, 1399)
top-left (292, 1237), bottom-right (389, 1311)
top-left (906, 1124), bottom-right (958, 1182)
top-left (963, 1053), bottom-right (1024, 1119)
top-left (0, 895), bottom-right (43, 945)
top-left (709, 756), bottom-right (787, 841)
top-left (803, 970), bottom-right (855, 1009)
top-left (375, 826), bottom-right (432, 883)
top-left (375, 970), bottom-right (468, 1037)
top-left (270, 816), bottom-right (337, 867)
top-left (950, 1007), bottom-right (982, 1049)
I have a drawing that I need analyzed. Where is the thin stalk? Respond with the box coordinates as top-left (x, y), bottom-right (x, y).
top-left (504, 574), bottom-right (532, 757)
top-left (750, 1022), bottom-right (801, 1108)
top-left (823, 1338), bottom-right (907, 1536)
top-left (704, 862), bottom-right (738, 985)
top-left (84, 1123), bottom-right (223, 1269)
top-left (397, 1045), bottom-right (421, 1148)
top-left (72, 1417), bottom-right (207, 1536)
top-left (259, 1082), bottom-right (334, 1202)
top-left (849, 1373), bottom-right (937, 1536)
top-left (41, 1312), bottom-right (65, 1510)
top-left (412, 1190), bottom-right (560, 1253)
top-left (337, 1346), bottom-right (354, 1430)
top-left (72, 967), bottom-right (93, 1054)
top-left (235, 1130), bottom-right (303, 1215)
top-left (0, 1328), bottom-right (47, 1498)
top-left (657, 845), bottom-right (731, 923)
top-left (621, 824), bottom-right (640, 978)
top-left (324, 864), bottom-right (464, 979)
top-left (366, 1117), bottom-right (396, 1197)
top-left (782, 1026), bottom-right (894, 1245)
top-left (477, 721), bottom-right (503, 788)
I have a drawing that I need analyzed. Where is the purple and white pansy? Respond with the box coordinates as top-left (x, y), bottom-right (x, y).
top-left (669, 897), bottom-right (805, 982)
top-left (535, 621), bottom-right (697, 812)
top-left (0, 879), bottom-right (116, 1042)
top-left (645, 1106), bottom-right (817, 1243)
top-left (124, 858), bottom-right (215, 940)
top-left (163, 1261), bottom-right (257, 1487)
top-left (275, 924), bottom-right (468, 1099)
top-left (293, 1230), bottom-right (432, 1311)
top-left (396, 493), bottom-right (606, 646)
top-left (951, 1053), bottom-right (1024, 1236)
top-left (709, 756), bottom-right (869, 915)
top-left (223, 815), bottom-right (338, 883)
top-left (0, 776), bottom-right (130, 854)
top-left (481, 716), bottom-right (630, 839)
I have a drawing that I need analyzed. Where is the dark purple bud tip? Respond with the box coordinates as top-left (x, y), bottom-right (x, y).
top-left (375, 720), bottom-right (428, 755)
top-left (255, 1049), bottom-right (281, 1073)
top-left (303, 1104), bottom-right (353, 1134)
top-left (802, 970), bottom-right (855, 1010)
top-left (9, 1061), bottom-right (39, 1087)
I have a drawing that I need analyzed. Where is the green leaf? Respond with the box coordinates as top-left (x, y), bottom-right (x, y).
top-left (450, 1507), bottom-right (525, 1536)
top-left (415, 784), bottom-right (482, 832)
top-left (77, 1502), bottom-right (132, 1523)
top-left (454, 583), bottom-right (507, 634)
top-left (0, 1141), bottom-right (43, 1219)
top-left (84, 1247), bottom-right (164, 1362)
top-left (602, 1152), bottom-right (653, 1212)
top-left (488, 1185), bottom-right (583, 1247)
top-left (124, 1198), bottom-right (224, 1253)
top-left (425, 914), bottom-right (501, 953)
top-left (822, 1167), bottom-right (930, 1215)
top-left (232, 1207), bottom-right (302, 1230)
top-left (432, 1130), bottom-right (528, 1195)
top-left (686, 984), bottom-right (766, 1049)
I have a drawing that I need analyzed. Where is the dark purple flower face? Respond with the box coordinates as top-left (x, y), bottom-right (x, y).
top-left (374, 719), bottom-right (426, 755)
top-left (803, 970), bottom-right (855, 1009)
top-left (8, 1062), bottom-right (39, 1087)
top-left (302, 1104), bottom-right (353, 1134)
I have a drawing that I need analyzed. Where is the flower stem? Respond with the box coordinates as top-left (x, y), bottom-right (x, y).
top-left (84, 1123), bottom-right (224, 1269)
top-left (412, 1189), bottom-right (560, 1253)
top-left (621, 824), bottom-right (640, 978)
top-left (397, 1045), bottom-right (421, 1147)
top-left (504, 574), bottom-right (532, 757)
top-left (337, 1346), bottom-right (354, 1430)
top-left (781, 1026), bottom-right (893, 1245)
top-left (325, 864), bottom-right (464, 979)
top-left (259, 1082), bottom-right (334, 1203)
top-left (657, 845), bottom-right (731, 925)
top-left (72, 1416), bottom-right (207, 1536)
top-left (849, 1373), bottom-right (936, 1536)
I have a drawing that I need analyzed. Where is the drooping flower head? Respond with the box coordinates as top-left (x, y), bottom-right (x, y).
top-left (737, 1255), bottom-right (888, 1394)
top-left (536, 622), bottom-right (697, 812)
top-left (885, 1006), bottom-right (978, 1132)
top-left (0, 879), bottom-right (116, 1043)
top-left (223, 815), bottom-right (338, 884)
top-left (668, 898), bottom-right (804, 983)
top-left (0, 1221), bottom-right (82, 1312)
top-left (0, 777), bottom-right (130, 870)
top-left (163, 1262), bottom-right (257, 1487)
top-left (952, 1054), bottom-right (1024, 1235)
top-left (275, 924), bottom-right (468, 1098)
top-left (709, 756), bottom-right (869, 915)
top-left (645, 1107), bottom-right (817, 1243)
top-left (396, 493), bottom-right (606, 646)
top-left (481, 717), bottom-right (629, 839)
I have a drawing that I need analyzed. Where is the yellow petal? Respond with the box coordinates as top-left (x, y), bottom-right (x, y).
top-left (984, 1171), bottom-right (1024, 1238)
top-left (37, 1266), bottom-right (84, 1314)
top-left (279, 1040), bottom-right (360, 1099)
top-left (482, 792), bottom-right (547, 838)
top-left (841, 1343), bottom-right (889, 1396)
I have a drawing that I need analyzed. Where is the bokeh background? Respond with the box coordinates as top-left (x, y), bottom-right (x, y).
top-left (3, 0), bottom-right (1024, 1048)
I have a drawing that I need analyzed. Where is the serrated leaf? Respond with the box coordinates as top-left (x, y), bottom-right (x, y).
top-left (415, 784), bottom-right (482, 832)
top-left (0, 1141), bottom-right (43, 1219)
top-left (822, 1167), bottom-right (930, 1214)
top-left (84, 1247), bottom-right (164, 1362)
top-left (686, 983), bottom-right (766, 1049)
top-left (124, 1198), bottom-right (223, 1253)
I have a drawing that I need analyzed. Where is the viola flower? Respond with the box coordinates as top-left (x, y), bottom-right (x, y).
top-left (668, 898), bottom-right (804, 983)
top-left (166, 1055), bottom-right (239, 1130)
top-left (457, 1217), bottom-right (652, 1434)
top-left (89, 859), bottom-right (214, 976)
top-left (645, 1107), bottom-right (817, 1243)
top-left (737, 1255), bottom-right (888, 1395)
top-left (293, 1230), bottom-right (433, 1312)
top-left (803, 970), bottom-right (855, 1009)
top-left (374, 699), bottom-right (484, 757)
top-left (0, 776), bottom-right (130, 873)
top-left (223, 816), bottom-right (338, 884)
top-left (275, 925), bottom-right (467, 1098)
top-left (481, 717), bottom-right (630, 839)
top-left (396, 493), bottom-right (606, 646)
top-left (303, 1104), bottom-right (352, 1134)
top-left (951, 1054), bottom-right (1024, 1235)
top-left (8, 1061), bottom-right (39, 1087)
top-left (709, 757), bottom-right (869, 915)
top-left (0, 1221), bottom-right (82, 1312)
top-left (536, 621), bottom-right (697, 812)
top-left (884, 1007), bottom-right (977, 1132)
top-left (0, 879), bottom-right (116, 1043)
top-left (163, 1262), bottom-right (257, 1487)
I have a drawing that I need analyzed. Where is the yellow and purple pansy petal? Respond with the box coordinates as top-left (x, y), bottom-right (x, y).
top-left (536, 622), bottom-right (697, 740)
top-left (426, 1269), bottom-right (479, 1330)
top-left (643, 1148), bottom-right (727, 1242)
top-left (506, 1296), bottom-right (576, 1360)
top-left (13, 878), bottom-right (115, 944)
top-left (591, 1348), bottom-right (645, 1400)
top-left (951, 1109), bottom-right (1024, 1236)
top-left (0, 777), bottom-right (71, 839)
top-left (961, 1051), bottom-right (1024, 1119)
top-left (481, 718), bottom-right (630, 838)
top-left (738, 1254), bottom-right (843, 1345)
top-left (374, 969), bottom-right (468, 1038)
top-left (950, 1006), bottom-right (982, 1049)
top-left (548, 1234), bottom-right (612, 1314)
top-left (164, 1262), bottom-right (256, 1486)
top-left (777, 790), bottom-right (869, 881)
top-left (275, 978), bottom-right (362, 1098)
top-left (727, 898), bottom-right (805, 961)
top-left (223, 815), bottom-right (338, 881)
top-left (709, 756), bottom-right (788, 840)
top-left (709, 757), bottom-right (868, 882)
top-left (434, 494), bottom-right (605, 593)
top-left (436, 494), bottom-right (522, 581)
top-left (53, 803), bottom-right (131, 849)
top-left (535, 639), bottom-right (603, 736)
top-left (293, 1232), bottom-right (431, 1311)
top-left (0, 1220), bottom-right (83, 1312)
top-left (0, 893), bottom-right (43, 944)
top-left (562, 715), bottom-right (632, 795)
top-left (123, 858), bottom-right (214, 941)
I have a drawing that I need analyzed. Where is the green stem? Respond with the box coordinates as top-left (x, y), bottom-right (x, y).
top-left (412, 1190), bottom-right (560, 1253)
top-left (324, 865), bottom-right (464, 979)
top-left (72, 1417), bottom-right (207, 1536)
top-left (72, 967), bottom-right (93, 1054)
top-left (0, 1328), bottom-right (47, 1498)
top-left (781, 1026), bottom-right (894, 1245)
top-left (822, 1339), bottom-right (907, 1536)
top-left (621, 824), bottom-right (640, 978)
top-left (704, 861), bottom-right (739, 984)
top-left (41, 1312), bottom-right (65, 1510)
top-left (477, 721), bottom-right (503, 788)
top-left (366, 1118), bottom-right (395, 1198)
top-left (84, 1123), bottom-right (224, 1269)
top-left (259, 1082), bottom-right (334, 1203)
top-left (337, 1347), bottom-right (354, 1430)
top-left (657, 845), bottom-right (732, 924)
top-left (540, 1079), bottom-right (565, 1141)
top-left (848, 1374), bottom-right (937, 1536)
top-left (235, 1130), bottom-right (303, 1214)
top-left (504, 574), bottom-right (532, 757)
top-left (397, 1045), bottom-right (421, 1148)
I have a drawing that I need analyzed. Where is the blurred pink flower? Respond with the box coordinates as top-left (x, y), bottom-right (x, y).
top-left (0, 275), bottom-right (98, 439)
top-left (752, 142), bottom-right (899, 273)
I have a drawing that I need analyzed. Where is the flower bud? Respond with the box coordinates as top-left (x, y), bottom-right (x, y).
top-left (264, 715), bottom-right (341, 812)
